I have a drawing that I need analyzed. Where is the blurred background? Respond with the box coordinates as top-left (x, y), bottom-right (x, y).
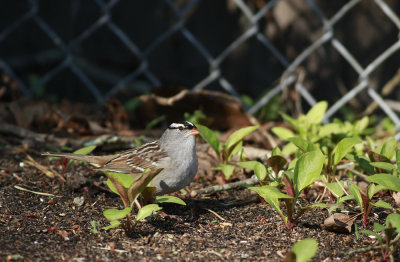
top-left (1, 0), bottom-right (400, 132)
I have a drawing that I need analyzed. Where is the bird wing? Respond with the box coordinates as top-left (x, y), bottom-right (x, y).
top-left (98, 141), bottom-right (168, 179)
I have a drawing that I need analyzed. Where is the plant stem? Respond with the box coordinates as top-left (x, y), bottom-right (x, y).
top-left (125, 214), bottom-right (132, 232)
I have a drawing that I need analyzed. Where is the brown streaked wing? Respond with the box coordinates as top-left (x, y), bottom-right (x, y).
top-left (98, 141), bottom-right (168, 178)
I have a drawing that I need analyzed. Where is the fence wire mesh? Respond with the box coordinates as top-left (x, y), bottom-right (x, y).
top-left (1, 0), bottom-right (400, 136)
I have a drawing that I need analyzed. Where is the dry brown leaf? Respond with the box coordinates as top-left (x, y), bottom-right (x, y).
top-left (322, 213), bottom-right (358, 233)
top-left (392, 191), bottom-right (400, 206)
top-left (58, 230), bottom-right (69, 239)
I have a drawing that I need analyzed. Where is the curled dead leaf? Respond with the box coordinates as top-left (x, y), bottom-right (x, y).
top-left (322, 213), bottom-right (358, 233)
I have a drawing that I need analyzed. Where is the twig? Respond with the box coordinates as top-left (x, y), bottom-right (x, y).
top-left (204, 208), bottom-right (226, 221)
top-left (0, 121), bottom-right (82, 148)
top-left (335, 176), bottom-right (349, 195)
top-left (0, 121), bottom-right (46, 142)
top-left (14, 185), bottom-right (62, 197)
top-left (190, 176), bottom-right (259, 197)
top-left (91, 246), bottom-right (128, 253)
top-left (24, 154), bottom-right (66, 182)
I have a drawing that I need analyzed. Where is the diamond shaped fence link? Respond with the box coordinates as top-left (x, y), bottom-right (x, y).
top-left (1, 0), bottom-right (400, 137)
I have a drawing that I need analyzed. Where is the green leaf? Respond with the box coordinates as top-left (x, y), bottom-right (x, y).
top-left (105, 172), bottom-right (135, 194)
top-left (302, 203), bottom-right (328, 210)
top-left (282, 142), bottom-right (299, 156)
top-left (366, 174), bottom-right (400, 192)
top-left (103, 207), bottom-right (132, 221)
top-left (338, 195), bottom-right (354, 205)
top-left (325, 181), bottom-right (345, 198)
top-left (367, 184), bottom-right (386, 199)
top-left (371, 201), bottom-right (392, 209)
top-left (102, 220), bottom-right (122, 230)
top-left (281, 113), bottom-right (298, 127)
top-left (360, 230), bottom-right (382, 243)
top-left (155, 195), bottom-right (186, 206)
top-left (332, 137), bottom-right (362, 166)
top-left (348, 184), bottom-right (363, 211)
top-left (354, 223), bottom-right (360, 240)
top-left (238, 161), bottom-right (267, 182)
top-left (354, 116), bottom-right (369, 134)
top-left (291, 238), bottom-right (318, 262)
top-left (294, 151), bottom-right (324, 193)
top-left (248, 185), bottom-right (292, 218)
top-left (380, 137), bottom-right (396, 160)
top-left (305, 101), bottom-right (328, 124)
top-left (319, 123), bottom-right (340, 137)
top-left (214, 164), bottom-right (236, 180)
top-left (225, 125), bottom-right (259, 150)
top-left (374, 222), bottom-right (385, 232)
top-left (136, 204), bottom-right (162, 221)
top-left (271, 146), bottom-right (282, 156)
top-left (73, 145), bottom-right (96, 155)
top-left (356, 156), bottom-right (375, 175)
top-left (227, 140), bottom-right (242, 161)
top-left (271, 126), bottom-right (294, 140)
top-left (386, 213), bottom-right (400, 232)
top-left (249, 185), bottom-right (293, 200)
top-left (288, 137), bottom-right (315, 152)
top-left (197, 124), bottom-right (221, 155)
top-left (370, 162), bottom-right (394, 171)
top-left (396, 150), bottom-right (400, 173)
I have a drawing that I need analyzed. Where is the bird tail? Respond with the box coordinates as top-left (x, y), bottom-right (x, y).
top-left (42, 152), bottom-right (115, 168)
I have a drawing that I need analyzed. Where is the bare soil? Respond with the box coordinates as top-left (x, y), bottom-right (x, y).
top-left (0, 136), bottom-right (397, 261)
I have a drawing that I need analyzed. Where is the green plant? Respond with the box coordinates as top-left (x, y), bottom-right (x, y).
top-left (102, 169), bottom-right (186, 232)
top-left (249, 150), bottom-right (326, 228)
top-left (287, 238), bottom-right (318, 262)
top-left (271, 101), bottom-right (368, 158)
top-left (347, 182), bottom-right (391, 227)
top-left (360, 213), bottom-right (400, 260)
top-left (239, 146), bottom-right (287, 185)
top-left (197, 124), bottom-right (259, 181)
top-left (323, 179), bottom-right (354, 214)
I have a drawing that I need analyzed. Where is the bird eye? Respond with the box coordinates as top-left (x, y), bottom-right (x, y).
top-left (178, 126), bottom-right (184, 131)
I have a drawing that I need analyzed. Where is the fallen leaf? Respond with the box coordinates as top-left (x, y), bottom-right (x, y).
top-left (393, 191), bottom-right (400, 206)
top-left (48, 225), bottom-right (59, 233)
top-left (58, 230), bottom-right (69, 238)
top-left (322, 213), bottom-right (358, 233)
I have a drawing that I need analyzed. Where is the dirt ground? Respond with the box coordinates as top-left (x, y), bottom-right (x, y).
top-left (0, 133), bottom-right (397, 262)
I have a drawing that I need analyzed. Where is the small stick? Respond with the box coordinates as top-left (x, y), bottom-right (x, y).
top-left (14, 185), bottom-right (62, 197)
top-left (204, 208), bottom-right (226, 221)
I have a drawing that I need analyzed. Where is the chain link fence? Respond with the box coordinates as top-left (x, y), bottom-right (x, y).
top-left (1, 0), bottom-right (400, 136)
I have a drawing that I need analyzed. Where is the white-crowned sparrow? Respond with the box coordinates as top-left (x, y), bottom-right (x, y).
top-left (43, 121), bottom-right (199, 195)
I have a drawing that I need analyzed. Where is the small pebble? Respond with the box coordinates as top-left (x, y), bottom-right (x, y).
top-left (73, 196), bottom-right (84, 206)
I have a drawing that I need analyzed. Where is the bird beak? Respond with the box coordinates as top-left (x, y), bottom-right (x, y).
top-left (189, 128), bottom-right (200, 136)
